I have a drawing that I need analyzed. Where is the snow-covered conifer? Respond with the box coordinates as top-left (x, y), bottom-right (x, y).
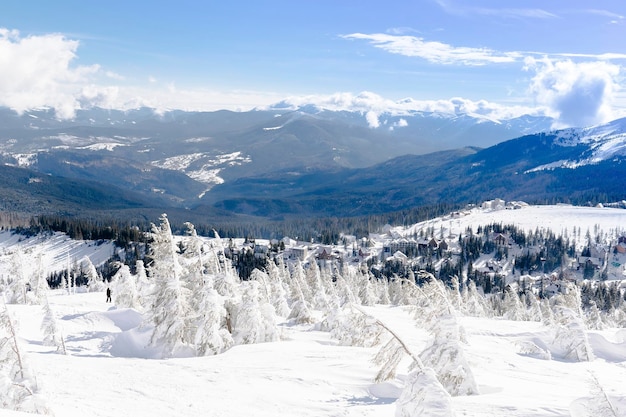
top-left (146, 214), bottom-right (193, 357)
top-left (82, 256), bottom-right (104, 293)
top-left (29, 253), bottom-right (49, 305)
top-left (585, 301), bottom-right (605, 330)
top-left (7, 251), bottom-right (29, 304)
top-left (326, 304), bottom-right (383, 347)
top-left (113, 264), bottom-right (142, 310)
top-left (551, 306), bottom-right (594, 362)
top-left (41, 299), bottom-right (67, 355)
top-left (461, 280), bottom-right (488, 317)
top-left (265, 260), bottom-right (291, 318)
top-left (194, 281), bottom-right (233, 356)
top-left (395, 368), bottom-right (456, 417)
top-left (231, 280), bottom-right (279, 345)
top-left (416, 277), bottom-right (478, 396)
top-left (0, 306), bottom-right (51, 414)
top-left (502, 286), bottom-right (526, 321)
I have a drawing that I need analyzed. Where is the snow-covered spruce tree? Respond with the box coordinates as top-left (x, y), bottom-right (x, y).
top-left (134, 259), bottom-right (151, 300)
top-left (539, 298), bottom-right (556, 326)
top-left (250, 268), bottom-right (272, 305)
top-left (551, 306), bottom-right (594, 362)
top-left (180, 222), bottom-right (207, 297)
top-left (231, 280), bottom-right (279, 345)
top-left (585, 301), bottom-right (606, 331)
top-left (113, 264), bottom-right (142, 311)
top-left (82, 256), bottom-right (105, 293)
top-left (194, 277), bottom-right (233, 356)
top-left (41, 298), bottom-right (67, 355)
top-left (145, 214), bottom-right (193, 357)
top-left (502, 285), bottom-right (526, 321)
top-left (7, 251), bottom-right (29, 304)
top-left (460, 280), bottom-right (488, 318)
top-left (264, 259), bottom-right (291, 318)
top-left (305, 261), bottom-right (331, 311)
top-left (286, 267), bottom-right (316, 325)
top-left (289, 260), bottom-right (313, 307)
top-left (0, 306), bottom-right (51, 414)
top-left (353, 306), bottom-right (455, 417)
top-left (417, 277), bottom-right (479, 396)
top-left (326, 303), bottom-right (384, 347)
top-left (357, 270), bottom-right (378, 306)
top-left (395, 367), bottom-right (457, 417)
top-left (333, 268), bottom-right (358, 307)
top-left (27, 253), bottom-right (49, 305)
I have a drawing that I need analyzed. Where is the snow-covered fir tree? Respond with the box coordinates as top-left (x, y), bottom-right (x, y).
top-left (146, 214), bottom-right (193, 357)
top-left (0, 306), bottom-right (51, 414)
top-left (82, 256), bottom-right (105, 293)
top-left (7, 251), bottom-right (29, 304)
top-left (194, 277), bottom-right (233, 356)
top-left (41, 298), bottom-right (67, 355)
top-left (113, 264), bottom-right (142, 311)
top-left (231, 280), bottom-right (280, 345)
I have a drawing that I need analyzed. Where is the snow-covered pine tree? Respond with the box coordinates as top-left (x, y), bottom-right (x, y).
top-left (194, 280), bottom-right (233, 356)
top-left (0, 306), bottom-right (51, 414)
top-left (460, 280), bottom-right (488, 318)
top-left (180, 222), bottom-right (206, 297)
top-left (551, 306), bottom-right (594, 362)
top-left (41, 298), bottom-right (67, 355)
top-left (585, 301), bottom-right (605, 330)
top-left (113, 264), bottom-right (142, 310)
top-left (417, 277), bottom-right (479, 396)
top-left (82, 256), bottom-right (105, 293)
top-left (134, 259), bottom-right (151, 300)
top-left (231, 280), bottom-right (279, 345)
top-left (265, 259), bottom-right (291, 318)
top-left (352, 306), bottom-right (455, 417)
top-left (357, 270), bottom-right (378, 306)
top-left (395, 368), bottom-right (456, 417)
top-left (326, 303), bottom-right (383, 347)
top-left (502, 285), bottom-right (526, 321)
top-left (146, 214), bottom-right (193, 357)
top-left (286, 270), bottom-right (316, 325)
top-left (7, 251), bottom-right (29, 304)
top-left (28, 253), bottom-right (49, 306)
top-left (305, 261), bottom-right (331, 311)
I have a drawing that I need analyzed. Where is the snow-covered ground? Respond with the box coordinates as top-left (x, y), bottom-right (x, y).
top-left (2, 291), bottom-right (625, 417)
top-left (2, 204), bottom-right (626, 416)
top-left (0, 231), bottom-right (116, 281)
top-left (398, 204), bottom-right (626, 245)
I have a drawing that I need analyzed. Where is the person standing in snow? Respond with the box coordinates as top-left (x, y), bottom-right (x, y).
top-left (106, 287), bottom-right (112, 303)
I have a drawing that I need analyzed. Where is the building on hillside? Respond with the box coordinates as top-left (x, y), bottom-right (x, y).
top-left (289, 245), bottom-right (308, 260)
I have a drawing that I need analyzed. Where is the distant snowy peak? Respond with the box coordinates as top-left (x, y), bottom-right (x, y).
top-left (553, 117), bottom-right (626, 146)
top-left (527, 117), bottom-right (626, 173)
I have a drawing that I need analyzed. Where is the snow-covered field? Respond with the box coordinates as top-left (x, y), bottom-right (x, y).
top-left (0, 231), bottom-right (116, 281)
top-left (2, 290), bottom-right (624, 417)
top-left (2, 204), bottom-right (626, 416)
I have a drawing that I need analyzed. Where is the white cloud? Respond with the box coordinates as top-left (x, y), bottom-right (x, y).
top-left (525, 58), bottom-right (621, 127)
top-left (0, 28), bottom-right (100, 119)
top-left (434, 0), bottom-right (557, 19)
top-left (342, 33), bottom-right (521, 66)
top-left (266, 91), bottom-right (546, 124)
top-left (365, 111), bottom-right (380, 128)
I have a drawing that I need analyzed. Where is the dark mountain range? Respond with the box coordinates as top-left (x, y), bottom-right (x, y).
top-left (0, 105), bottom-right (553, 205)
top-left (2, 105), bottom-right (625, 224)
top-left (207, 118), bottom-right (626, 218)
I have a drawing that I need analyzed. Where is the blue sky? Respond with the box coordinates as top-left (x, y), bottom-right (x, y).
top-left (1, 0), bottom-right (626, 126)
